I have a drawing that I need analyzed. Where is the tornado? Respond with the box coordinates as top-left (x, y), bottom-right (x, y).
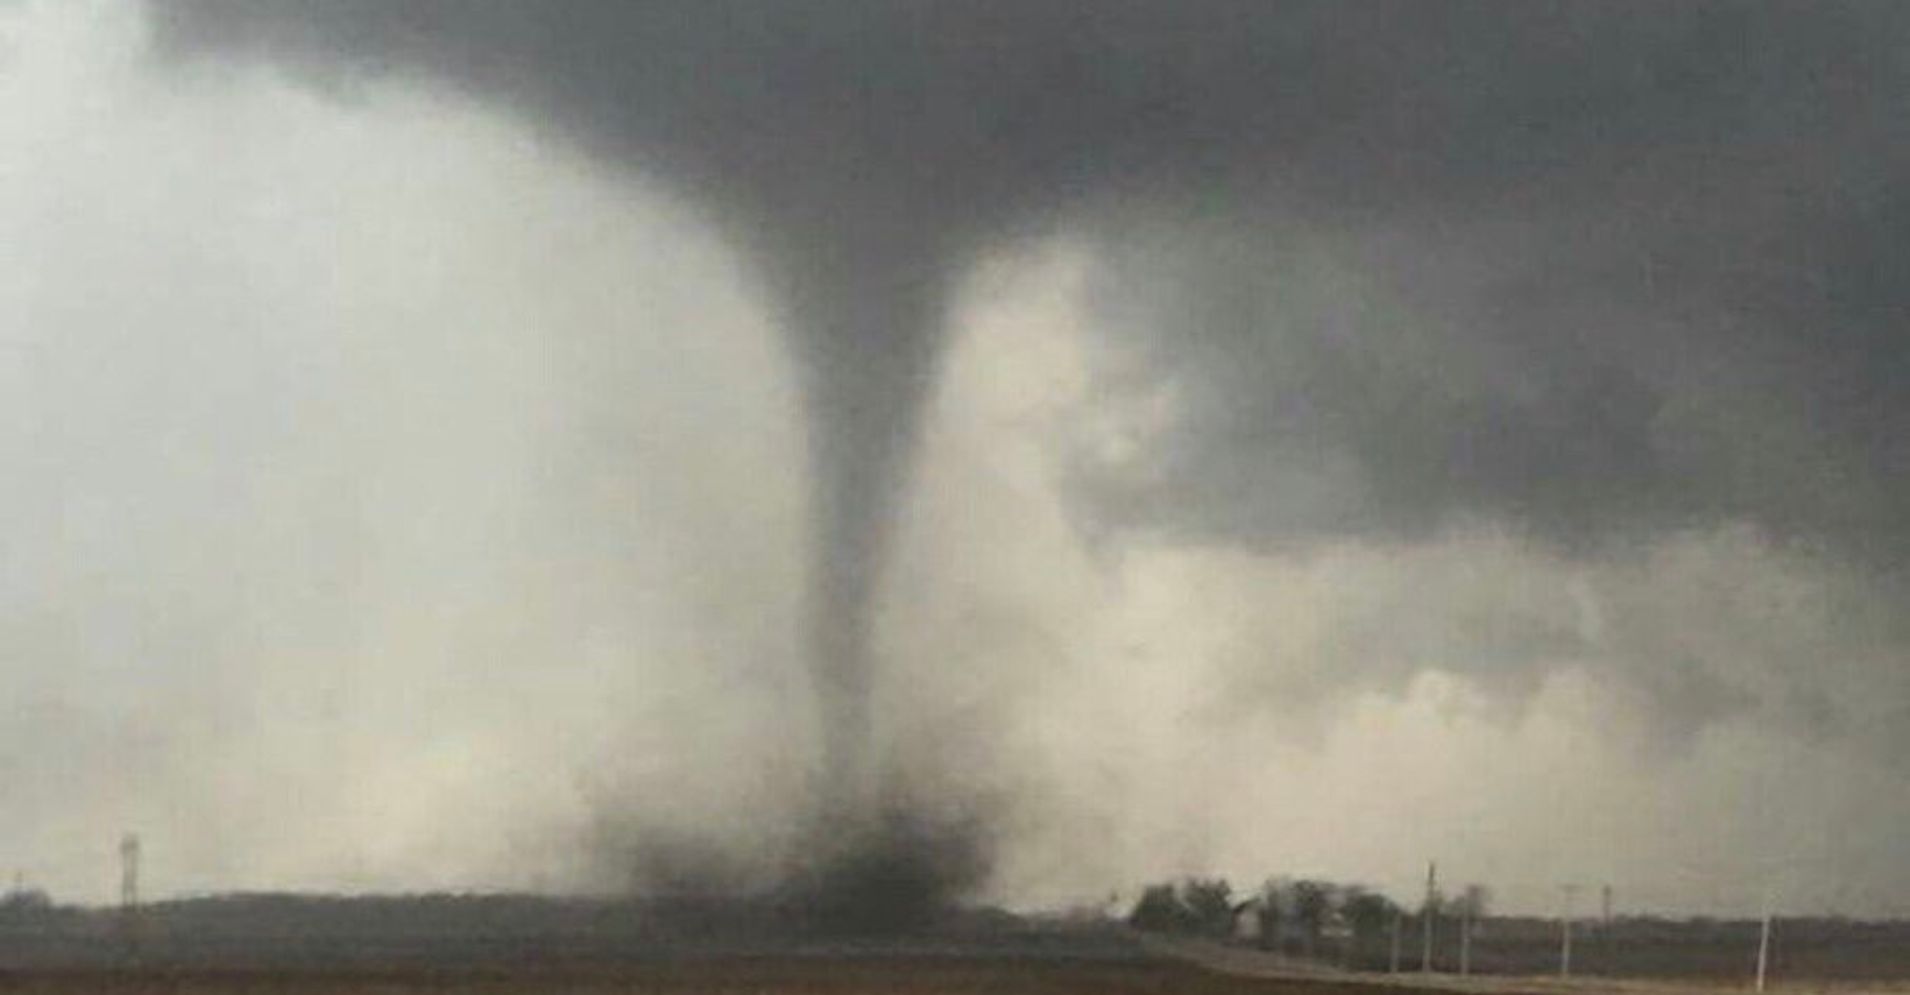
top-left (151, 0), bottom-right (980, 863)
top-left (772, 234), bottom-right (950, 824)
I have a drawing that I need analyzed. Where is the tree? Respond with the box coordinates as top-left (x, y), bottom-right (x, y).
top-left (1341, 887), bottom-right (1397, 964)
top-left (1451, 884), bottom-right (1491, 919)
top-left (1290, 879), bottom-right (1335, 957)
top-left (1257, 880), bottom-right (1287, 950)
top-left (1180, 877), bottom-right (1235, 938)
top-left (1128, 877), bottom-right (1235, 937)
top-left (1129, 883), bottom-right (1187, 933)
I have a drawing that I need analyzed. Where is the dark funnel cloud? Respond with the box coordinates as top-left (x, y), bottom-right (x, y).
top-left (145, 0), bottom-right (1910, 910)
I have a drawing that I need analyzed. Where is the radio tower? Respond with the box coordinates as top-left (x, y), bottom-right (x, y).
top-left (119, 834), bottom-right (140, 962)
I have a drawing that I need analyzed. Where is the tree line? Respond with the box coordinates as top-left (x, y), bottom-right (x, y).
top-left (1127, 875), bottom-right (1489, 969)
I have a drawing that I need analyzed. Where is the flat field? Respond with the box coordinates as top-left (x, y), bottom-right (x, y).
top-left (0, 959), bottom-right (1415, 995)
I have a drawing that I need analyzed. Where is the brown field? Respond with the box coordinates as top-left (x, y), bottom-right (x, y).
top-left (3, 951), bottom-right (1908, 995)
top-left (0, 959), bottom-right (1425, 995)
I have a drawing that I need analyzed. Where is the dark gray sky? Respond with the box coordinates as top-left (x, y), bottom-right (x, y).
top-left (1, 0), bottom-right (1906, 915)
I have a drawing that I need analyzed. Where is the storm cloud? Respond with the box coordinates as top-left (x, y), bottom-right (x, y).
top-left (146, 0), bottom-right (1910, 755)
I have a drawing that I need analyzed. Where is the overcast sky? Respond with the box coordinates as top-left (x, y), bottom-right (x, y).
top-left (2, 0), bottom-right (1907, 916)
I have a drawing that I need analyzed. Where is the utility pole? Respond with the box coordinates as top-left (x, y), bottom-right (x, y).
top-left (119, 834), bottom-right (140, 963)
top-left (1559, 884), bottom-right (1579, 980)
top-left (1459, 894), bottom-right (1473, 977)
top-left (1599, 883), bottom-right (1614, 977)
top-left (1755, 899), bottom-right (1774, 993)
top-left (1389, 907), bottom-right (1402, 974)
top-left (1421, 861), bottom-right (1437, 973)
